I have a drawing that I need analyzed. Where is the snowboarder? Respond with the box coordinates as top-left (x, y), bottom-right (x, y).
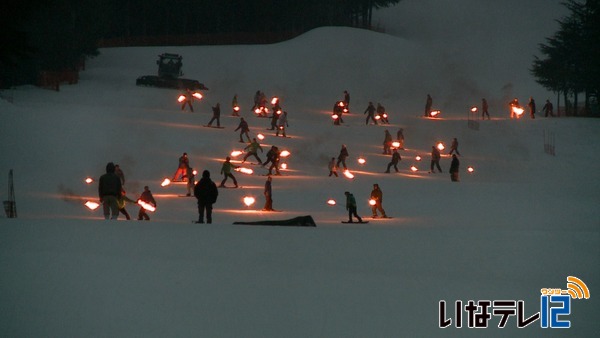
top-left (449, 154), bottom-right (460, 182)
top-left (99, 162), bottom-right (122, 220)
top-left (333, 101), bottom-right (345, 125)
top-left (385, 148), bottom-right (401, 173)
top-left (448, 138), bottom-right (460, 156)
top-left (242, 138), bottom-right (263, 164)
top-left (430, 146), bottom-right (443, 173)
top-left (267, 147), bottom-right (281, 176)
top-left (370, 184), bottom-right (387, 218)
top-left (528, 97), bottom-right (536, 119)
top-left (181, 89), bottom-right (194, 112)
top-left (262, 146), bottom-right (277, 168)
top-left (425, 94), bottom-right (433, 117)
top-left (269, 103), bottom-right (282, 130)
top-left (117, 189), bottom-right (137, 220)
top-left (364, 102), bottom-right (378, 125)
top-left (542, 99), bottom-right (554, 117)
top-left (194, 170), bottom-right (219, 224)
top-left (336, 144), bottom-right (349, 170)
top-left (172, 152), bottom-right (190, 181)
top-left (275, 111), bottom-right (289, 137)
top-left (482, 98), bottom-right (490, 120)
top-left (383, 129), bottom-right (393, 154)
top-left (344, 191), bottom-right (362, 223)
top-left (234, 117), bottom-right (251, 143)
top-left (207, 103), bottom-right (221, 127)
top-left (397, 128), bottom-right (405, 149)
top-left (328, 157), bottom-right (338, 177)
top-left (137, 185), bottom-right (157, 220)
top-left (220, 156), bottom-right (239, 187)
top-left (263, 176), bottom-right (274, 211)
top-left (377, 103), bottom-right (389, 124)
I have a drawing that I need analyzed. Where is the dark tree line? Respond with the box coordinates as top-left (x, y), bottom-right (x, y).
top-left (0, 0), bottom-right (401, 88)
top-left (531, 0), bottom-right (600, 116)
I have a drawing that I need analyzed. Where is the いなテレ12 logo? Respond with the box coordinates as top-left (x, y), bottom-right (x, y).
top-left (439, 276), bottom-right (590, 329)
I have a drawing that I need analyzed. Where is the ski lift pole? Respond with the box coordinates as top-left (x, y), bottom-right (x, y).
top-left (4, 169), bottom-right (17, 218)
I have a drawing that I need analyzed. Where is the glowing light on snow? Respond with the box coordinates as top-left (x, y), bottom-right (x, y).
top-left (236, 167), bottom-right (254, 175)
top-left (332, 114), bottom-right (339, 120)
top-left (471, 106), bottom-right (478, 112)
top-left (243, 196), bottom-right (255, 207)
top-left (467, 166), bottom-right (475, 173)
top-left (161, 178), bottom-right (171, 187)
top-left (192, 170), bottom-right (198, 176)
top-left (327, 199), bottom-right (336, 206)
top-left (437, 142), bottom-right (445, 151)
top-left (85, 177), bottom-right (94, 184)
top-left (233, 105), bottom-right (240, 112)
top-left (375, 115), bottom-right (381, 120)
top-left (382, 113), bottom-right (388, 119)
top-left (512, 106), bottom-right (524, 116)
top-left (177, 95), bottom-right (186, 103)
top-left (358, 157), bottom-right (366, 164)
top-left (138, 200), bottom-right (156, 212)
top-left (280, 163), bottom-right (288, 170)
top-left (415, 156), bottom-right (422, 161)
top-left (369, 199), bottom-right (376, 206)
top-left (271, 97), bottom-right (279, 105)
top-left (430, 110), bottom-right (441, 117)
top-left (257, 133), bottom-right (265, 140)
top-left (84, 201), bottom-right (100, 210)
top-left (280, 150), bottom-right (291, 157)
top-left (411, 166), bottom-right (418, 172)
top-left (392, 142), bottom-right (400, 148)
top-left (192, 92), bottom-right (203, 100)
top-left (231, 150), bottom-right (243, 157)
top-left (343, 170), bottom-right (354, 179)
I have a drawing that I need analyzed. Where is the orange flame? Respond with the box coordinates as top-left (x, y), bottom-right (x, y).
top-left (392, 142), bottom-right (400, 148)
top-left (358, 157), bottom-right (366, 164)
top-left (85, 201), bottom-right (100, 210)
top-left (192, 92), bottom-right (203, 100)
top-left (369, 199), bottom-right (376, 206)
top-left (338, 101), bottom-right (345, 107)
top-left (430, 110), bottom-right (441, 117)
top-left (375, 115), bottom-right (381, 120)
top-left (343, 170), bottom-right (354, 179)
top-left (231, 150), bottom-right (243, 157)
top-left (138, 200), bottom-right (156, 212)
top-left (161, 178), bottom-right (171, 187)
top-left (471, 106), bottom-right (478, 112)
top-left (280, 163), bottom-right (288, 170)
top-left (236, 167), bottom-right (254, 175)
top-left (437, 142), bottom-right (445, 151)
top-left (280, 150), bottom-right (290, 157)
top-left (243, 196), bottom-right (256, 207)
top-left (271, 97), bottom-right (279, 105)
top-left (257, 133), bottom-right (265, 140)
top-left (332, 114), bottom-right (339, 120)
top-left (467, 166), bottom-right (475, 173)
top-left (85, 177), bottom-right (94, 184)
top-left (512, 106), bottom-right (524, 116)
top-left (415, 156), bottom-right (422, 161)
top-left (177, 95), bottom-right (186, 103)
top-left (411, 166), bottom-right (418, 172)
top-left (233, 106), bottom-right (240, 112)
top-left (327, 199), bottom-right (336, 205)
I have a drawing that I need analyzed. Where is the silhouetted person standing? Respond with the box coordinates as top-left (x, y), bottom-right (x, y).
top-left (194, 170), bottom-right (219, 224)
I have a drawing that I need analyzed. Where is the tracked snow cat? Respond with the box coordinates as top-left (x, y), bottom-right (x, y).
top-left (136, 53), bottom-right (208, 91)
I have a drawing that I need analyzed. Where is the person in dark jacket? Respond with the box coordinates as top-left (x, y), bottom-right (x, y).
top-left (194, 170), bottom-right (219, 223)
top-left (383, 129), bottom-right (393, 154)
top-left (336, 144), bottom-right (349, 170)
top-left (370, 183), bottom-right (387, 218)
top-left (207, 103), bottom-right (221, 127)
top-left (267, 147), bottom-right (281, 176)
top-left (234, 117), bottom-right (251, 143)
top-left (448, 138), bottom-right (460, 156)
top-left (528, 97), bottom-right (536, 119)
top-left (263, 176), bottom-right (274, 211)
top-left (385, 148), bottom-right (401, 173)
top-left (344, 191), bottom-right (362, 223)
top-left (364, 102), bottom-right (378, 125)
top-left (542, 99), bottom-right (554, 117)
top-left (138, 186), bottom-right (157, 220)
top-left (397, 128), bottom-right (405, 149)
top-left (481, 98), bottom-right (490, 120)
top-left (430, 146), bottom-right (442, 173)
top-left (99, 162), bottom-right (122, 220)
top-left (114, 164), bottom-right (125, 185)
top-left (449, 154), bottom-right (460, 182)
top-left (425, 94), bottom-right (433, 117)
top-left (343, 90), bottom-right (350, 110)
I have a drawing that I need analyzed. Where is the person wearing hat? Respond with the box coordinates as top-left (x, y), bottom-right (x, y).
top-left (194, 170), bottom-right (219, 224)
top-left (344, 191), bottom-right (363, 223)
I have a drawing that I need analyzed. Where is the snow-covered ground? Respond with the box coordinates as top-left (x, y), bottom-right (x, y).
top-left (0, 10), bottom-right (598, 338)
